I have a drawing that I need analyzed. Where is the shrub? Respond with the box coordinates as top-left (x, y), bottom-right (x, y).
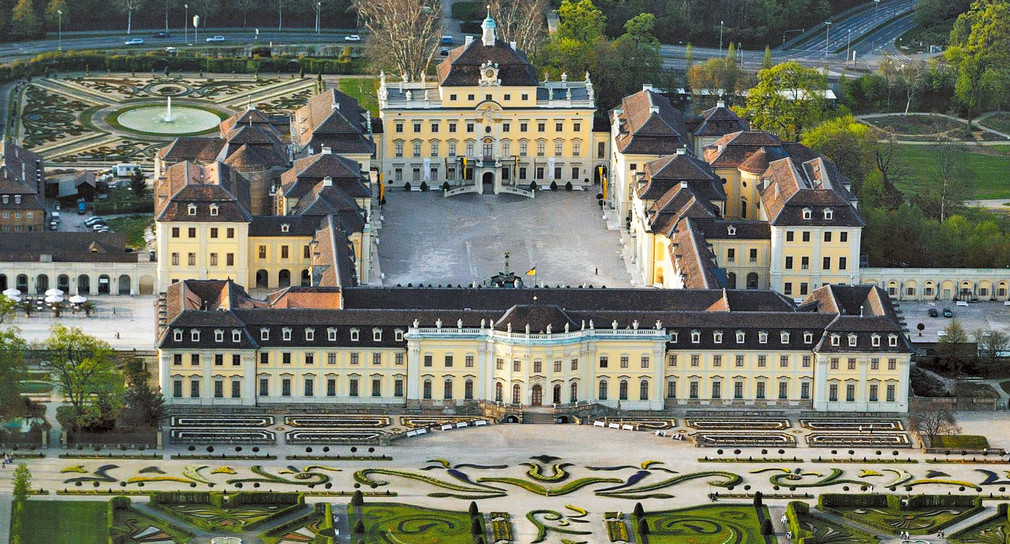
top-left (638, 518), bottom-right (650, 535)
top-left (760, 518), bottom-right (773, 536)
top-left (351, 490), bottom-right (364, 506)
top-left (403, 182), bottom-right (411, 191)
top-left (565, 181), bottom-right (573, 190)
top-left (633, 502), bottom-right (644, 519)
top-left (354, 519), bottom-right (365, 534)
top-left (753, 491), bottom-right (763, 509)
top-left (442, 182), bottom-right (450, 191)
top-left (469, 501), bottom-right (479, 517)
top-left (420, 181), bottom-right (429, 192)
top-left (550, 181), bottom-right (558, 191)
top-left (471, 517), bottom-right (483, 535)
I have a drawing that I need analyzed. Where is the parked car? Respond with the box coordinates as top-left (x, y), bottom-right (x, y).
top-left (84, 217), bottom-right (106, 227)
top-left (49, 221), bottom-right (58, 231)
top-left (440, 48), bottom-right (449, 56)
top-left (165, 46), bottom-right (177, 54)
top-left (153, 31), bottom-right (171, 38)
top-left (928, 308), bottom-right (939, 317)
top-left (125, 38), bottom-right (144, 45)
top-left (206, 35), bottom-right (226, 43)
top-left (942, 307), bottom-right (953, 318)
top-left (344, 34), bottom-right (361, 42)
top-left (92, 223), bottom-right (109, 231)
top-left (441, 35), bottom-right (454, 45)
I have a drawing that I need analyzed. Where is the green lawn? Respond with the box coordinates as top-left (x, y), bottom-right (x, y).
top-left (21, 500), bottom-right (109, 544)
top-left (950, 511), bottom-right (1009, 543)
top-left (636, 504), bottom-right (773, 544)
top-left (931, 435), bottom-right (990, 449)
top-left (834, 504), bottom-right (976, 535)
top-left (794, 509), bottom-right (877, 544)
top-left (981, 113), bottom-right (1010, 136)
top-left (103, 214), bottom-right (154, 250)
top-left (337, 77), bottom-right (379, 117)
top-left (111, 506), bottom-right (193, 543)
top-left (351, 503), bottom-right (474, 544)
top-left (18, 380), bottom-right (53, 394)
top-left (892, 143), bottom-right (1010, 199)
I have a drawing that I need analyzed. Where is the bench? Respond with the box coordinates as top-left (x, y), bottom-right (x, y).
top-left (440, 424), bottom-right (453, 431)
top-left (475, 420), bottom-right (487, 427)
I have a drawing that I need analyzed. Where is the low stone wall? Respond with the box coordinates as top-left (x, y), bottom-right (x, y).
top-left (909, 395), bottom-right (998, 412)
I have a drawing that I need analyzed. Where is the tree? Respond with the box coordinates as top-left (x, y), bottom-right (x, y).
top-left (735, 61), bottom-right (826, 141)
top-left (119, 359), bottom-right (164, 430)
top-left (43, 324), bottom-right (124, 430)
top-left (10, 463), bottom-right (31, 544)
top-left (801, 115), bottom-right (877, 194)
top-left (760, 518), bottom-right (773, 536)
top-left (0, 296), bottom-right (17, 325)
top-left (753, 490), bottom-right (763, 508)
top-left (916, 135), bottom-right (970, 222)
top-left (947, 0), bottom-right (1010, 117)
top-left (357, 0), bottom-right (442, 82)
top-left (231, 0), bottom-right (257, 27)
top-left (935, 319), bottom-right (974, 375)
top-left (871, 134), bottom-right (906, 208)
top-left (157, 0), bottom-right (174, 33)
top-left (763, 45), bottom-right (772, 69)
top-left (687, 58), bottom-right (744, 108)
top-left (0, 329), bottom-right (27, 421)
top-left (908, 403), bottom-right (960, 445)
top-left (45, 0), bottom-right (68, 31)
top-left (594, 12), bottom-right (662, 110)
top-left (540, 0), bottom-right (605, 78)
top-left (11, 0), bottom-right (41, 38)
top-left (975, 329), bottom-right (1009, 369)
top-left (129, 169), bottom-right (147, 199)
top-left (897, 61), bottom-right (927, 115)
top-left (490, 0), bottom-right (547, 57)
top-left (116, 0), bottom-right (144, 34)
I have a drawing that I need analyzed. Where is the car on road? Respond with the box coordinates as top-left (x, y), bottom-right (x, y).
top-left (942, 307), bottom-right (953, 318)
top-left (344, 34), bottom-right (361, 42)
top-left (49, 221), bottom-right (58, 231)
top-left (440, 48), bottom-right (449, 56)
top-left (84, 217), bottom-right (106, 227)
top-left (928, 308), bottom-right (939, 317)
top-left (441, 35), bottom-right (454, 45)
top-left (92, 223), bottom-right (109, 231)
top-left (125, 38), bottom-right (144, 45)
top-left (153, 31), bottom-right (171, 38)
top-left (206, 35), bottom-right (226, 43)
top-left (165, 46), bottom-right (177, 54)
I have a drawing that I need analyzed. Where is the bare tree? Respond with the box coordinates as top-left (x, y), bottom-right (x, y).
top-left (929, 135), bottom-right (971, 222)
top-left (908, 403), bottom-right (960, 445)
top-left (975, 328), bottom-right (1009, 369)
top-left (231, 0), bottom-right (257, 27)
top-left (489, 0), bottom-right (547, 57)
top-left (897, 60), bottom-right (926, 115)
top-left (158, 0), bottom-right (175, 33)
top-left (117, 0), bottom-right (145, 34)
top-left (356, 0), bottom-right (442, 82)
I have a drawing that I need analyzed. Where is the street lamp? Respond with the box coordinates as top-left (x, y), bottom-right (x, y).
top-left (875, 0), bottom-right (880, 16)
top-left (57, 10), bottom-right (62, 51)
top-left (278, 0), bottom-right (283, 32)
top-left (184, 4), bottom-right (189, 44)
top-left (193, 14), bottom-right (199, 44)
top-left (824, 21), bottom-right (831, 58)
top-left (315, 1), bottom-right (321, 34)
top-left (719, 20), bottom-right (724, 55)
top-left (847, 28), bottom-right (851, 64)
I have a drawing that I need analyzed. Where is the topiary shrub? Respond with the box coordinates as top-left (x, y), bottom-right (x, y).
top-left (633, 502), bottom-right (644, 519)
top-left (469, 501), bottom-right (479, 517)
top-left (753, 491), bottom-right (763, 508)
top-left (351, 490), bottom-right (364, 506)
top-left (550, 181), bottom-right (558, 191)
top-left (565, 181), bottom-right (573, 190)
top-left (638, 518), bottom-right (650, 535)
top-left (354, 519), bottom-right (365, 534)
top-left (471, 517), bottom-right (482, 535)
top-left (761, 518), bottom-right (773, 536)
top-left (529, 181), bottom-right (537, 192)
top-left (420, 181), bottom-right (429, 192)
top-left (404, 182), bottom-right (412, 191)
top-left (442, 182), bottom-right (450, 191)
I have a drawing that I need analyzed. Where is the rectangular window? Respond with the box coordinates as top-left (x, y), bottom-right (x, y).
top-left (349, 379), bottom-right (359, 397)
top-left (372, 353), bottom-right (382, 365)
top-left (554, 360), bottom-right (562, 373)
top-left (188, 227), bottom-right (196, 238)
top-left (173, 380), bottom-right (182, 398)
top-left (395, 379), bottom-right (404, 397)
top-left (801, 256), bottom-right (809, 269)
top-left (571, 358), bottom-right (578, 371)
top-left (734, 381), bottom-right (743, 399)
top-left (823, 256), bottom-right (831, 270)
top-left (188, 253), bottom-right (196, 266)
top-left (689, 381), bottom-right (699, 399)
top-left (640, 356), bottom-right (649, 369)
top-left (784, 283), bottom-right (792, 295)
top-left (727, 248), bottom-right (736, 262)
top-left (620, 356), bottom-right (629, 368)
top-left (444, 354), bottom-right (453, 367)
top-left (232, 354), bottom-right (241, 366)
top-left (226, 253), bottom-right (234, 266)
top-left (466, 355), bottom-right (475, 368)
top-left (758, 355), bottom-right (767, 367)
top-left (171, 227), bottom-right (180, 238)
top-left (735, 354), bottom-right (744, 367)
top-left (306, 353), bottom-right (315, 365)
top-left (888, 358), bottom-right (897, 371)
top-left (824, 231), bottom-right (832, 242)
top-left (533, 360), bottom-right (542, 373)
top-left (785, 256), bottom-right (793, 269)
top-left (846, 383), bottom-right (856, 402)
top-left (786, 231), bottom-right (794, 242)
top-left (231, 381), bottom-right (241, 398)
top-left (599, 356), bottom-right (608, 368)
top-left (190, 380), bottom-right (200, 398)
top-left (210, 227), bottom-right (218, 238)
top-left (214, 353), bottom-right (223, 366)
top-left (395, 353), bottom-right (404, 365)
top-left (227, 228), bottom-right (235, 238)
top-left (829, 384), bottom-right (838, 401)
top-left (171, 252), bottom-right (179, 266)
top-left (756, 382), bottom-right (765, 399)
top-left (712, 355), bottom-right (722, 367)
top-left (668, 354), bottom-right (677, 367)
top-left (886, 384), bottom-right (896, 402)
top-left (830, 358), bottom-right (839, 370)
top-left (191, 353), bottom-right (200, 366)
top-left (259, 378), bottom-right (269, 396)
top-left (802, 231), bottom-right (811, 242)
top-left (282, 352), bottom-right (291, 365)
top-left (259, 352), bottom-right (268, 365)
top-left (840, 232), bottom-right (848, 242)
top-left (513, 360), bottom-right (521, 372)
top-left (778, 381), bottom-right (788, 399)
top-left (802, 355), bottom-right (811, 368)
top-left (327, 379), bottom-right (336, 396)
top-left (372, 379), bottom-right (382, 397)
top-left (173, 353), bottom-right (182, 365)
top-left (305, 378), bottom-right (314, 397)
top-left (281, 378), bottom-right (291, 397)
top-left (712, 382), bottom-right (722, 399)
top-left (209, 253), bottom-right (218, 266)
top-left (780, 355), bottom-right (789, 368)
top-left (351, 353), bottom-right (360, 365)
top-left (801, 382), bottom-right (810, 399)
top-left (869, 384), bottom-right (879, 402)
top-left (848, 358), bottom-right (857, 370)
top-left (691, 354), bottom-right (700, 367)
top-left (749, 248), bottom-right (758, 262)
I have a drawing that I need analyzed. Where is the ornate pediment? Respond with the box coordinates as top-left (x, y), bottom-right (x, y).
top-left (479, 61), bottom-right (501, 86)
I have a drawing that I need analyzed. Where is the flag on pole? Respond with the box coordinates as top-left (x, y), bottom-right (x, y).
top-left (526, 266), bottom-right (537, 276)
top-left (378, 172), bottom-right (385, 202)
top-left (602, 175), bottom-right (608, 201)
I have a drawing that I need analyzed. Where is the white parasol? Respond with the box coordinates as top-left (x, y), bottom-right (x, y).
top-left (44, 295), bottom-right (64, 304)
top-left (69, 295), bottom-right (88, 304)
top-left (45, 288), bottom-right (65, 297)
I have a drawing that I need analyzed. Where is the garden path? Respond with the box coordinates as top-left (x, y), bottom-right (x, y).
top-left (940, 505), bottom-right (1001, 537)
top-left (0, 491), bottom-right (10, 544)
top-left (811, 508), bottom-right (896, 541)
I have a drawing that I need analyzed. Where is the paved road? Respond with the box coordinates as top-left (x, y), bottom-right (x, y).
top-left (0, 491), bottom-right (9, 544)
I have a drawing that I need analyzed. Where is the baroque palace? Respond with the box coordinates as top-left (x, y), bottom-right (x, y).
top-left (150, 13), bottom-right (941, 415)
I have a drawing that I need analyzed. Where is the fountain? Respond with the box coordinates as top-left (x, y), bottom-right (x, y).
top-left (210, 538), bottom-right (242, 544)
top-left (162, 96), bottom-right (175, 123)
top-left (115, 97), bottom-right (222, 136)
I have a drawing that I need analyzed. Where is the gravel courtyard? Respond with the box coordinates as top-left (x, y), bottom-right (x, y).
top-left (377, 190), bottom-right (634, 288)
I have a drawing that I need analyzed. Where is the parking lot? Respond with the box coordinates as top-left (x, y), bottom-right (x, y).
top-left (377, 190), bottom-right (634, 288)
top-left (898, 300), bottom-right (1010, 342)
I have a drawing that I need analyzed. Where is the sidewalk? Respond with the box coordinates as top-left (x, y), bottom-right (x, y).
top-left (0, 492), bottom-right (10, 544)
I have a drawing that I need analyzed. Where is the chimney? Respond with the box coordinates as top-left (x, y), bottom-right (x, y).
top-left (680, 181), bottom-right (688, 189)
top-left (321, 146), bottom-right (332, 155)
top-left (510, 41), bottom-right (517, 50)
top-left (323, 176), bottom-right (333, 187)
top-left (649, 106), bottom-right (659, 114)
top-left (465, 35), bottom-right (474, 46)
top-left (716, 99), bottom-right (726, 108)
top-left (676, 146), bottom-right (686, 155)
top-left (642, 84), bottom-right (653, 91)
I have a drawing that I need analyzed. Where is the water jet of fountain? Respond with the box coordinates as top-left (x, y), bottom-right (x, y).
top-left (163, 96), bottom-right (175, 123)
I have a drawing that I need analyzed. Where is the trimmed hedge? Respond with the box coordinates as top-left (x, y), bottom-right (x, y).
top-left (817, 493), bottom-right (891, 509)
top-left (822, 494), bottom-right (985, 536)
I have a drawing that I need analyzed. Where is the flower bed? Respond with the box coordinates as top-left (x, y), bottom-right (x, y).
top-left (806, 432), bottom-right (911, 448)
top-left (284, 415), bottom-right (390, 428)
top-left (811, 457), bottom-right (918, 463)
top-left (149, 491), bottom-right (305, 533)
top-left (800, 418), bottom-right (904, 431)
top-left (699, 456), bottom-right (804, 463)
top-left (490, 512), bottom-right (513, 542)
top-left (634, 504), bottom-right (770, 544)
top-left (930, 435), bottom-right (991, 450)
top-left (285, 430), bottom-right (383, 444)
top-left (286, 454), bottom-right (392, 461)
top-left (686, 418), bottom-right (790, 430)
top-left (169, 453), bottom-right (278, 460)
top-left (696, 432), bottom-right (796, 447)
top-left (605, 519), bottom-right (629, 542)
top-left (170, 415), bottom-right (274, 427)
top-left (59, 453), bottom-right (163, 459)
top-left (169, 429), bottom-right (276, 444)
top-left (820, 493), bottom-right (984, 535)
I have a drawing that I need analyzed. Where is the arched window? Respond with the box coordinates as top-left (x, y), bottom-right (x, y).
top-left (423, 379), bottom-right (432, 399)
top-left (464, 379), bottom-right (474, 400)
top-left (598, 380), bottom-right (608, 400)
top-left (619, 380), bottom-right (628, 400)
top-left (570, 382), bottom-right (578, 403)
top-left (640, 379), bottom-right (649, 400)
top-left (552, 383), bottom-right (561, 404)
top-left (443, 378), bottom-right (453, 400)
top-left (512, 384), bottom-right (522, 404)
top-left (495, 382), bottom-right (503, 402)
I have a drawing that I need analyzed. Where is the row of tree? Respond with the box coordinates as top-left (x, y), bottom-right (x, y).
top-left (0, 0), bottom-right (357, 39)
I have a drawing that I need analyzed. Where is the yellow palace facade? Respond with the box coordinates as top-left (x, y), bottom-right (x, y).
top-left (377, 15), bottom-right (609, 195)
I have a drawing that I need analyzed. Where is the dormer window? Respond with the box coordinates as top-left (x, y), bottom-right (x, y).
top-left (14, 195), bottom-right (20, 204)
top-left (188, 204), bottom-right (197, 216)
top-left (803, 332), bottom-right (814, 344)
top-left (305, 328), bottom-right (315, 341)
top-left (210, 204), bottom-right (219, 217)
top-left (260, 328), bottom-right (269, 341)
top-left (327, 327), bottom-right (337, 341)
top-left (713, 331), bottom-right (723, 344)
top-left (214, 329), bottom-right (224, 342)
top-left (690, 330), bottom-right (700, 343)
top-left (281, 223), bottom-right (290, 233)
top-left (191, 330), bottom-right (200, 342)
top-left (735, 331), bottom-right (745, 343)
top-left (173, 329), bottom-right (183, 341)
top-left (395, 329), bottom-right (404, 341)
top-left (373, 328), bottom-right (382, 342)
top-left (727, 225), bottom-right (736, 236)
top-left (282, 328), bottom-right (292, 341)
top-left (824, 208), bottom-right (833, 220)
top-left (781, 331), bottom-right (790, 344)
top-left (1, 195), bottom-right (7, 204)
top-left (802, 208), bottom-right (812, 220)
top-left (670, 331), bottom-right (679, 342)
top-left (871, 334), bottom-right (881, 347)
top-left (758, 331), bottom-right (768, 344)
top-left (351, 328), bottom-right (360, 342)
top-left (848, 334), bottom-right (858, 347)
top-left (831, 334), bottom-right (840, 346)
top-left (232, 330), bottom-right (242, 342)
top-left (888, 334), bottom-right (898, 347)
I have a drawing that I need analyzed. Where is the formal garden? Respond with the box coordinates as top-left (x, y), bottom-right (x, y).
top-left (6, 74), bottom-right (323, 167)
